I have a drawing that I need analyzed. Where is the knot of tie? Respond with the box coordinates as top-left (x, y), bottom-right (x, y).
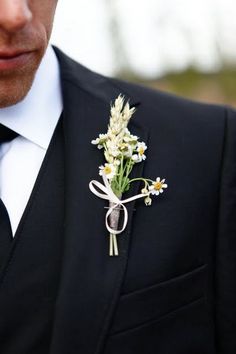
top-left (0, 124), bottom-right (18, 143)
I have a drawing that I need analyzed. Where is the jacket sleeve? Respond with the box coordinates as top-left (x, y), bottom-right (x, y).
top-left (216, 107), bottom-right (236, 353)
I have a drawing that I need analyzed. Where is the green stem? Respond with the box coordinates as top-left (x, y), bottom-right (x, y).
top-left (118, 155), bottom-right (125, 191)
top-left (126, 159), bottom-right (133, 176)
top-left (120, 159), bottom-right (133, 192)
top-left (129, 177), bottom-right (153, 184)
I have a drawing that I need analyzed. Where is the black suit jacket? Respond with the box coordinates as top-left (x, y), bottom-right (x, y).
top-left (49, 47), bottom-right (236, 354)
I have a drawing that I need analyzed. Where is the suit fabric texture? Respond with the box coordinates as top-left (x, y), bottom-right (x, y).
top-left (1, 47), bottom-right (236, 354)
top-left (0, 117), bottom-right (65, 353)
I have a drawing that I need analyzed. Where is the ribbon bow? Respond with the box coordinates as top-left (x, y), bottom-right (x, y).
top-left (89, 174), bottom-right (148, 255)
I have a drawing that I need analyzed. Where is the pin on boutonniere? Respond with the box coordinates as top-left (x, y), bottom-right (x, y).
top-left (89, 95), bottom-right (167, 256)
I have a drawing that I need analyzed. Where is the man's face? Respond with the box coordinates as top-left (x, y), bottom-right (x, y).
top-left (0, 0), bottom-right (58, 108)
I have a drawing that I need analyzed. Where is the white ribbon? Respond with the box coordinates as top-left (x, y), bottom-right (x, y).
top-left (89, 174), bottom-right (148, 235)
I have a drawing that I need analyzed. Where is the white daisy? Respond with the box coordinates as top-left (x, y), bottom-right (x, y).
top-left (136, 142), bottom-right (147, 161)
top-left (149, 177), bottom-right (168, 195)
top-left (99, 163), bottom-right (116, 180)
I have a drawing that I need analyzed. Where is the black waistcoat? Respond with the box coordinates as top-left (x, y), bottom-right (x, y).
top-left (0, 118), bottom-right (65, 354)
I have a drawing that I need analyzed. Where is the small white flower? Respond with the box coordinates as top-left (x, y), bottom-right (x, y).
top-left (106, 140), bottom-right (120, 157)
top-left (91, 134), bottom-right (108, 149)
top-left (113, 159), bottom-right (121, 166)
top-left (111, 148), bottom-right (120, 158)
top-left (141, 188), bottom-right (149, 194)
top-left (119, 142), bottom-right (133, 158)
top-left (131, 154), bottom-right (140, 162)
top-left (91, 138), bottom-right (100, 145)
top-left (136, 142), bottom-right (147, 161)
top-left (99, 133), bottom-right (108, 140)
top-left (144, 196), bottom-right (152, 206)
top-left (124, 133), bottom-right (138, 144)
top-left (99, 163), bottom-right (116, 180)
top-left (149, 177), bottom-right (168, 196)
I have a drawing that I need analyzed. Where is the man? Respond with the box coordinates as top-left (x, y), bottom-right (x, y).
top-left (0, 1), bottom-right (235, 354)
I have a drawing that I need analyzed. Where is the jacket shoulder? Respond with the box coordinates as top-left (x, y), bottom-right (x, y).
top-left (54, 46), bottom-right (234, 135)
top-left (110, 77), bottom-right (229, 130)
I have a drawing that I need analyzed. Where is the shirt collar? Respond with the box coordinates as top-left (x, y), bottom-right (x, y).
top-left (0, 45), bottom-right (63, 150)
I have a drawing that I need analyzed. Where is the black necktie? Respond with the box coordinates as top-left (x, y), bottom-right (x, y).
top-left (0, 123), bottom-right (18, 143)
top-left (0, 124), bottom-right (19, 267)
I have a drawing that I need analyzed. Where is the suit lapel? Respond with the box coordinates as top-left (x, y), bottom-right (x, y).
top-left (50, 49), bottom-right (148, 354)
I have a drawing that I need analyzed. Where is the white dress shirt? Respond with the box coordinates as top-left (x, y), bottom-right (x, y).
top-left (0, 45), bottom-right (63, 236)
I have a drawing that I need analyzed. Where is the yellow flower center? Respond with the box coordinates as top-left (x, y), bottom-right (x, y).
top-left (104, 166), bottom-right (112, 175)
top-left (154, 181), bottom-right (162, 191)
top-left (120, 143), bottom-right (127, 150)
top-left (139, 147), bottom-right (144, 155)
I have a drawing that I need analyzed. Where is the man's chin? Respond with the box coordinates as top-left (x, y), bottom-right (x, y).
top-left (0, 73), bottom-right (36, 108)
top-left (0, 48), bottom-right (44, 108)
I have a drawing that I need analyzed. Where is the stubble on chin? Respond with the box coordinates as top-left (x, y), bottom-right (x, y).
top-left (0, 57), bottom-right (39, 108)
top-left (0, 29), bottom-right (47, 108)
top-left (0, 82), bottom-right (32, 108)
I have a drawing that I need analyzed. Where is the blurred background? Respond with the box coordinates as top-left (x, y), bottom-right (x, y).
top-left (51, 0), bottom-right (236, 106)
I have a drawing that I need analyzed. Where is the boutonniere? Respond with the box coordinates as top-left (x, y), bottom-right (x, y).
top-left (89, 95), bottom-right (167, 256)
